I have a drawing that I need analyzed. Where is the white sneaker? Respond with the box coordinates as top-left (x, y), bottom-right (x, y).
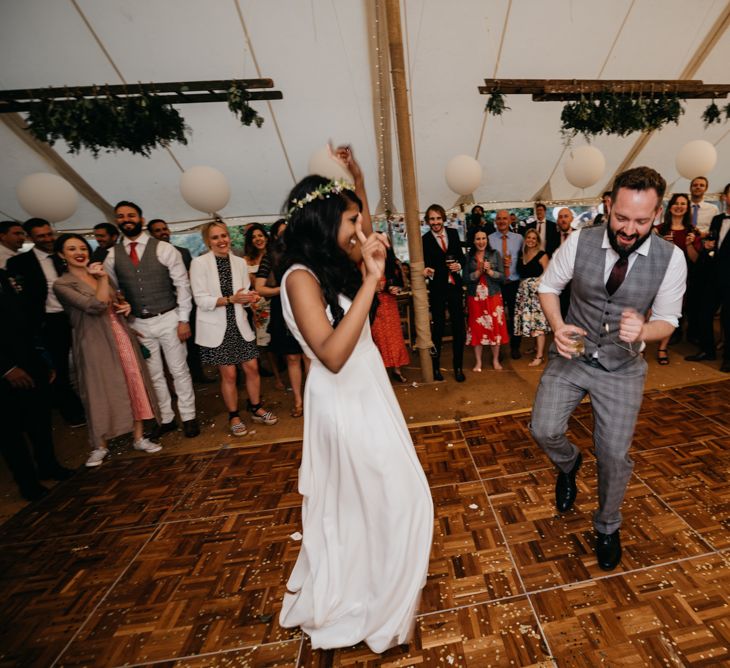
top-left (133, 438), bottom-right (163, 453)
top-left (85, 449), bottom-right (108, 467)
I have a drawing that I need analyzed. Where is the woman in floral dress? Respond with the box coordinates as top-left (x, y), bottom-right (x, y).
top-left (513, 228), bottom-right (551, 366)
top-left (463, 230), bottom-right (508, 371)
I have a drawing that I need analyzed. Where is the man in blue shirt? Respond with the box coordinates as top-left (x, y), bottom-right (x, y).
top-left (489, 210), bottom-right (524, 359)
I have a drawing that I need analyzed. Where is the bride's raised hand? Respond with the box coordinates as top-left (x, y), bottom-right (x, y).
top-left (355, 220), bottom-right (388, 281)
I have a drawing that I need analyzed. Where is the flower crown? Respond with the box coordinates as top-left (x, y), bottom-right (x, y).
top-left (287, 178), bottom-right (355, 218)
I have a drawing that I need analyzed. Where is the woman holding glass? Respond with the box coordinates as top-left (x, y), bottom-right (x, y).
top-left (190, 221), bottom-right (278, 436)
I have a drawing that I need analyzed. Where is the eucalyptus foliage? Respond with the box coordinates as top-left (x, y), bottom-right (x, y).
top-left (227, 82), bottom-right (264, 128)
top-left (26, 91), bottom-right (188, 157)
top-left (484, 91), bottom-right (509, 116)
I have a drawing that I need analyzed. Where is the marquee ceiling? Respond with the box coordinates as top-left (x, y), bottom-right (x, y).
top-left (1, 0), bottom-right (729, 231)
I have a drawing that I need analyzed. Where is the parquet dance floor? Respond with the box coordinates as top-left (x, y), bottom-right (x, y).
top-left (2, 380), bottom-right (730, 667)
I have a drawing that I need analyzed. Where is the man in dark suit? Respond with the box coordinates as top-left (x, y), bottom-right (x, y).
top-left (90, 222), bottom-right (120, 263)
top-left (6, 218), bottom-right (85, 426)
top-left (148, 219), bottom-right (193, 271)
top-left (422, 204), bottom-right (466, 382)
top-left (0, 268), bottom-right (73, 501)
top-left (525, 202), bottom-right (560, 257)
top-left (686, 182), bottom-right (730, 371)
top-left (592, 192), bottom-right (612, 227)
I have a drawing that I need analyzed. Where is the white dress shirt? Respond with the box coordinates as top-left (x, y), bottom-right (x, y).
top-left (103, 232), bottom-right (192, 322)
top-left (539, 228), bottom-right (687, 327)
top-left (32, 247), bottom-right (64, 313)
top-left (0, 244), bottom-right (19, 269)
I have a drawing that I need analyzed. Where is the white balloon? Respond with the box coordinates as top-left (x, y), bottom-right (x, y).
top-left (563, 146), bottom-right (606, 189)
top-left (16, 173), bottom-right (78, 222)
top-left (445, 155), bottom-right (482, 196)
top-left (676, 140), bottom-right (717, 180)
top-left (180, 165), bottom-right (230, 213)
top-left (307, 145), bottom-right (352, 182)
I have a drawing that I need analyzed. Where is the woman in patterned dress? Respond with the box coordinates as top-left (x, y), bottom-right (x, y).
top-left (190, 221), bottom-right (278, 436)
top-left (244, 223), bottom-right (283, 388)
top-left (513, 228), bottom-right (550, 366)
top-left (463, 230), bottom-right (508, 371)
top-left (53, 234), bottom-right (161, 467)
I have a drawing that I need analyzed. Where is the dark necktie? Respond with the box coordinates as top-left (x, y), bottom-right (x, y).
top-left (606, 256), bottom-right (628, 295)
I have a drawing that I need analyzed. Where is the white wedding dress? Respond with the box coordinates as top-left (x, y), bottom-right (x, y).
top-left (279, 265), bottom-right (433, 653)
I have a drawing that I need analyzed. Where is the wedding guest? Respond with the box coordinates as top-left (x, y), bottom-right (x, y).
top-left (463, 230), bottom-right (508, 371)
top-left (0, 220), bottom-right (26, 269)
top-left (422, 204), bottom-right (466, 381)
top-left (244, 223), bottom-right (282, 387)
top-left (147, 219), bottom-right (193, 270)
top-left (90, 223), bottom-right (119, 263)
top-left (1, 267), bottom-right (73, 500)
top-left (655, 194), bottom-right (699, 363)
top-left (7, 218), bottom-right (86, 427)
top-left (371, 245), bottom-right (410, 382)
top-left (489, 210), bottom-right (524, 359)
top-left (104, 201), bottom-right (199, 439)
top-left (513, 229), bottom-right (551, 366)
top-left (255, 219), bottom-right (308, 417)
top-left (190, 220), bottom-right (278, 436)
top-left (53, 234), bottom-right (162, 467)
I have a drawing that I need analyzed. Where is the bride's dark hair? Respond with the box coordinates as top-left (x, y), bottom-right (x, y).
top-left (281, 175), bottom-right (364, 327)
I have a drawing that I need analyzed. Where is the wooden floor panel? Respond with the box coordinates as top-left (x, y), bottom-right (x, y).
top-left (532, 553), bottom-right (730, 667)
top-left (634, 437), bottom-right (730, 550)
top-left (1, 380), bottom-right (729, 666)
top-left (299, 598), bottom-right (551, 667)
top-left (0, 526), bottom-right (154, 667)
top-left (0, 451), bottom-right (216, 544)
top-left (56, 510), bottom-right (303, 666)
top-left (484, 459), bottom-right (711, 591)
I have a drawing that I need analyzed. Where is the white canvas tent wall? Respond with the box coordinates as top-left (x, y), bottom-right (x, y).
top-left (1, 0), bottom-right (729, 232)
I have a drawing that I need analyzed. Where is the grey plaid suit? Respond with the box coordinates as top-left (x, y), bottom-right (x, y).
top-left (530, 226), bottom-right (673, 534)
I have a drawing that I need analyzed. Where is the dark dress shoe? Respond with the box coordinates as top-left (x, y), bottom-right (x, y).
top-left (149, 419), bottom-right (178, 441)
top-left (596, 529), bottom-right (622, 571)
top-left (38, 465), bottom-right (75, 481)
top-left (510, 349), bottom-right (522, 360)
top-left (720, 361), bottom-right (730, 373)
top-left (685, 352), bottom-right (716, 362)
top-left (555, 452), bottom-right (582, 512)
top-left (183, 419), bottom-right (200, 438)
top-left (20, 483), bottom-right (49, 502)
top-left (454, 369), bottom-right (466, 382)
top-left (433, 369), bottom-right (444, 381)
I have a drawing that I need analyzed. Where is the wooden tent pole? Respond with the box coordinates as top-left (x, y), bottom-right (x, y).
top-left (383, 0), bottom-right (434, 382)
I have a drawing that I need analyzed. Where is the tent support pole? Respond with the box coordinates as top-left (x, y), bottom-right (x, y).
top-left (384, 0), bottom-right (434, 383)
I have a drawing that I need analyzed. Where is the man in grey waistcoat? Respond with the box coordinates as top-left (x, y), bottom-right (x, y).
top-left (104, 201), bottom-right (200, 439)
top-left (530, 167), bottom-right (686, 571)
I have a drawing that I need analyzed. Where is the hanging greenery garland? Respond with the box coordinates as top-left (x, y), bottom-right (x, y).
top-left (701, 100), bottom-right (730, 127)
top-left (559, 91), bottom-right (684, 141)
top-left (24, 82), bottom-right (265, 157)
top-left (26, 89), bottom-right (189, 157)
top-left (484, 90), bottom-right (509, 116)
top-left (227, 81), bottom-right (265, 128)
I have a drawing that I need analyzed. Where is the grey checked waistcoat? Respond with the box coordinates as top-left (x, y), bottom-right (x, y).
top-left (114, 237), bottom-right (176, 317)
top-left (565, 225), bottom-right (673, 371)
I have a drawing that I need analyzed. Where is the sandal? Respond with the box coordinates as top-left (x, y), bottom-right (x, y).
top-left (528, 356), bottom-right (544, 367)
top-left (248, 401), bottom-right (279, 425)
top-left (290, 405), bottom-right (303, 418)
top-left (229, 416), bottom-right (248, 436)
top-left (657, 349), bottom-right (670, 365)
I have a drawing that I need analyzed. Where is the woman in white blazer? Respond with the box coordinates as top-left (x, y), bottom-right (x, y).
top-left (190, 221), bottom-right (278, 436)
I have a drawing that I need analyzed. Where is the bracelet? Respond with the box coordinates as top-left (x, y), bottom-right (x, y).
top-left (226, 295), bottom-right (231, 305)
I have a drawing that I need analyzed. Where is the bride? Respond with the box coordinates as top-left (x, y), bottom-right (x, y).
top-left (278, 148), bottom-right (433, 653)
